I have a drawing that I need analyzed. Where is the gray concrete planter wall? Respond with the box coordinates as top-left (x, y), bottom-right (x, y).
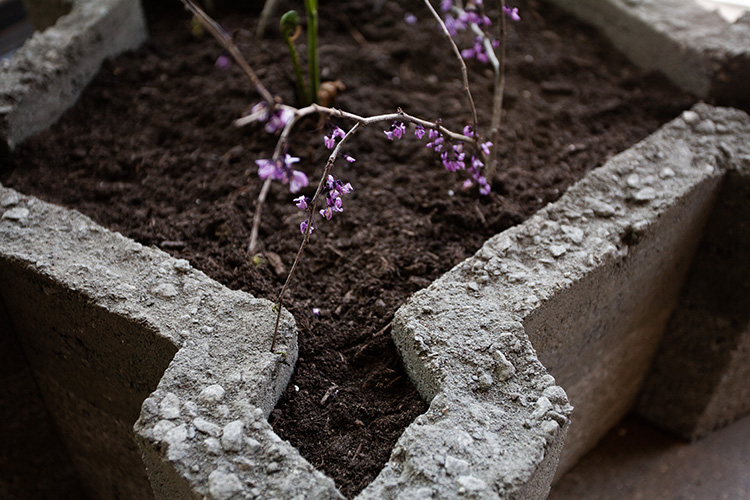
top-left (3, 103), bottom-right (749, 500)
top-left (0, 0), bottom-right (146, 150)
top-left (2, 1), bottom-right (750, 499)
top-left (545, 0), bottom-right (750, 108)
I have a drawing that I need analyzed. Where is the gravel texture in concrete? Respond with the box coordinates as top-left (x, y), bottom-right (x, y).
top-left (391, 103), bottom-right (750, 491)
top-left (0, 184), bottom-right (304, 499)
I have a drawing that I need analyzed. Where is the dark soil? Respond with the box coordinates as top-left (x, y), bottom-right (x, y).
top-left (0, 0), bottom-right (694, 496)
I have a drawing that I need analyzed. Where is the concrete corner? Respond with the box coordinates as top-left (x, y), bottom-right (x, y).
top-left (0, 0), bottom-right (146, 150)
top-left (0, 184), bottom-right (323, 499)
top-left (545, 0), bottom-right (750, 108)
top-left (389, 103), bottom-right (750, 493)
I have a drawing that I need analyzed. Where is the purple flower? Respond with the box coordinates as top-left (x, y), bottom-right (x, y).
top-left (428, 128), bottom-right (441, 140)
top-left (503, 5), bottom-right (520, 21)
top-left (444, 15), bottom-right (465, 36)
top-left (256, 158), bottom-right (281, 181)
top-left (478, 176), bottom-right (491, 195)
top-left (294, 196), bottom-right (309, 210)
top-left (480, 141), bottom-right (493, 156)
top-left (384, 121), bottom-right (406, 140)
top-left (404, 13), bottom-right (418, 24)
top-left (320, 206), bottom-right (333, 220)
top-left (324, 126), bottom-right (345, 149)
top-left (266, 108), bottom-right (295, 134)
top-left (300, 219), bottom-right (314, 234)
top-left (426, 135), bottom-right (444, 152)
top-left (312, 307), bottom-right (321, 317)
top-left (463, 125), bottom-right (475, 138)
top-left (343, 154), bottom-right (356, 163)
top-left (462, 37), bottom-right (490, 63)
top-left (317, 175), bottom-right (353, 221)
top-left (440, 0), bottom-right (453, 12)
top-left (255, 154), bottom-right (307, 193)
top-left (250, 102), bottom-right (270, 122)
top-left (459, 11), bottom-right (482, 25)
top-left (415, 125), bottom-right (426, 140)
top-left (288, 170), bottom-right (309, 193)
top-left (215, 54), bottom-right (231, 69)
top-left (472, 155), bottom-right (484, 170)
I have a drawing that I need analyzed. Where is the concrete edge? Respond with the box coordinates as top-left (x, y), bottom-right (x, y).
top-left (545, 0), bottom-right (750, 107)
top-left (0, 0), bottom-right (147, 150)
top-left (384, 103), bottom-right (750, 498)
top-left (0, 185), bottom-right (352, 499)
top-left (2, 104), bottom-right (749, 498)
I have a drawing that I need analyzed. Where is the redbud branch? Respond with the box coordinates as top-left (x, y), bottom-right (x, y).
top-left (422, 0), bottom-right (479, 135)
top-left (270, 123), bottom-right (361, 350)
top-left (485, 0), bottom-right (508, 183)
top-left (180, 0), bottom-right (275, 108)
top-left (245, 102), bottom-right (475, 255)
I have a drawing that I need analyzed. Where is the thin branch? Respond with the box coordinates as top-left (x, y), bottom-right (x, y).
top-left (422, 0), bottom-right (479, 134)
top-left (256, 0), bottom-right (281, 38)
top-left (181, 0), bottom-right (275, 107)
top-left (271, 123), bottom-right (362, 350)
top-left (485, 0), bottom-right (507, 183)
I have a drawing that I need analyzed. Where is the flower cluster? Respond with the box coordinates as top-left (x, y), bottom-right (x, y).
top-left (256, 154), bottom-right (309, 193)
top-left (384, 121), bottom-right (492, 195)
top-left (294, 174), bottom-right (352, 234)
top-left (250, 102), bottom-right (295, 134)
top-left (384, 122), bottom-right (406, 141)
top-left (461, 37), bottom-right (500, 63)
top-left (440, 0), bottom-right (519, 62)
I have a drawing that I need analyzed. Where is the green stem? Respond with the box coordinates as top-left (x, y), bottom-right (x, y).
top-left (283, 28), bottom-right (309, 103)
top-left (304, 0), bottom-right (320, 103)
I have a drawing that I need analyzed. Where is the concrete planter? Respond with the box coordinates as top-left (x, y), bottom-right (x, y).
top-left (545, 0), bottom-right (750, 109)
top-left (1, 2), bottom-right (749, 499)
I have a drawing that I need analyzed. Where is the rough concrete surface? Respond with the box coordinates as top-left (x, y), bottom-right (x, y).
top-left (0, 185), bottom-right (310, 499)
top-left (637, 158), bottom-right (750, 440)
top-left (2, 104), bottom-right (750, 499)
top-left (390, 103), bottom-right (750, 493)
top-left (0, 0), bottom-right (146, 150)
top-left (545, 0), bottom-right (750, 108)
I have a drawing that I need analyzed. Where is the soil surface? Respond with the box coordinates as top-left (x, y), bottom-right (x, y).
top-left (1, 0), bottom-right (694, 496)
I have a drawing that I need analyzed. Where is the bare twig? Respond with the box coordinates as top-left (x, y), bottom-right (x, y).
top-left (422, 0), bottom-right (479, 135)
top-left (181, 0), bottom-right (275, 107)
top-left (485, 0), bottom-right (508, 183)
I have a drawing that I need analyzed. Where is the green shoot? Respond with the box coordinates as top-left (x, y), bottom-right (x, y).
top-left (304, 0), bottom-right (320, 103)
top-left (280, 11), bottom-right (310, 103)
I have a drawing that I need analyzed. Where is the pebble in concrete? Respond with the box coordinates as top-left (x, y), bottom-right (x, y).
top-left (221, 420), bottom-right (244, 452)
